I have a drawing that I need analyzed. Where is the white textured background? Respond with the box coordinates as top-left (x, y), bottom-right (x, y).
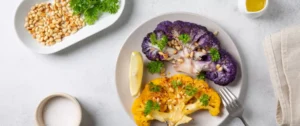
top-left (2, 0), bottom-right (300, 126)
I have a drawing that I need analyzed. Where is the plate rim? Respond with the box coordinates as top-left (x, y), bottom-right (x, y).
top-left (115, 11), bottom-right (245, 126)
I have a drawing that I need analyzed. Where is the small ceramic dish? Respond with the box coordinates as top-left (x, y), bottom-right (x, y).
top-left (14, 0), bottom-right (125, 54)
top-left (238, 0), bottom-right (269, 18)
top-left (35, 93), bottom-right (82, 126)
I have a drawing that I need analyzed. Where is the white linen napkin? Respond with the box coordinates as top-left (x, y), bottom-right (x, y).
top-left (263, 25), bottom-right (300, 126)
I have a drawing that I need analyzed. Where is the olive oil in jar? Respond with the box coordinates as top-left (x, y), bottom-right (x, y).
top-left (246, 0), bottom-right (266, 12)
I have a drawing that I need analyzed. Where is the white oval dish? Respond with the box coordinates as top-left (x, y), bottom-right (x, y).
top-left (115, 12), bottom-right (244, 126)
top-left (238, 0), bottom-right (269, 18)
top-left (14, 0), bottom-right (125, 54)
top-left (35, 93), bottom-right (82, 126)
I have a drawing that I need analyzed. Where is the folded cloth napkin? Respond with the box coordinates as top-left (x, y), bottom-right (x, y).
top-left (264, 25), bottom-right (300, 126)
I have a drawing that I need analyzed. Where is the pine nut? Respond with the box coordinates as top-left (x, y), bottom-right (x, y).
top-left (213, 31), bottom-right (219, 36)
top-left (218, 67), bottom-right (223, 72)
top-left (24, 0), bottom-right (85, 45)
top-left (169, 88), bottom-right (174, 93)
top-left (190, 52), bottom-right (194, 58)
top-left (177, 94), bottom-right (181, 99)
top-left (216, 64), bottom-right (221, 69)
top-left (177, 58), bottom-right (184, 63)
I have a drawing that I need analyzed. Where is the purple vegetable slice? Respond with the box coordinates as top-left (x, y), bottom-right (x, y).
top-left (155, 21), bottom-right (173, 39)
top-left (197, 32), bottom-right (221, 50)
top-left (206, 49), bottom-right (237, 86)
top-left (142, 30), bottom-right (167, 61)
top-left (142, 20), bottom-right (238, 85)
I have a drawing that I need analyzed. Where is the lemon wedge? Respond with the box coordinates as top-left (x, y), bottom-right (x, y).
top-left (129, 51), bottom-right (144, 97)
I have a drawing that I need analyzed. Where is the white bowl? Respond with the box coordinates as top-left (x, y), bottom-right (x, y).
top-left (35, 93), bottom-right (82, 126)
top-left (14, 0), bottom-right (125, 54)
top-left (238, 0), bottom-right (269, 18)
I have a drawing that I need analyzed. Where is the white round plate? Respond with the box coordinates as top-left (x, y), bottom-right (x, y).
top-left (115, 12), bottom-right (244, 126)
top-left (14, 0), bottom-right (125, 54)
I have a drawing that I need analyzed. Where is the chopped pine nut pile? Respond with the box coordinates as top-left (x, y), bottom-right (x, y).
top-left (24, 0), bottom-right (85, 46)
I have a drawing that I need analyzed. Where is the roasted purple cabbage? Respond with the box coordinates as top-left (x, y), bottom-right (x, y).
top-left (141, 20), bottom-right (237, 86)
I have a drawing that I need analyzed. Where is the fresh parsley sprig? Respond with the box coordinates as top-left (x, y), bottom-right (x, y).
top-left (150, 33), bottom-right (157, 45)
top-left (197, 72), bottom-right (206, 80)
top-left (199, 94), bottom-right (210, 106)
top-left (184, 85), bottom-right (198, 96)
top-left (70, 0), bottom-right (120, 25)
top-left (146, 61), bottom-right (164, 74)
top-left (144, 100), bottom-right (160, 115)
top-left (99, 0), bottom-right (120, 13)
top-left (157, 36), bottom-right (168, 51)
top-left (149, 82), bottom-right (161, 92)
top-left (83, 6), bottom-right (100, 25)
top-left (149, 33), bottom-right (168, 51)
top-left (179, 34), bottom-right (191, 44)
top-left (209, 48), bottom-right (220, 62)
top-left (171, 80), bottom-right (183, 88)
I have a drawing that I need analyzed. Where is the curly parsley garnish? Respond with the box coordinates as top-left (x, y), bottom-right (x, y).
top-left (146, 61), bottom-right (164, 74)
top-left (149, 33), bottom-right (168, 51)
top-left (153, 102), bottom-right (160, 110)
top-left (70, 0), bottom-right (89, 15)
top-left (184, 85), bottom-right (198, 96)
top-left (149, 82), bottom-right (161, 92)
top-left (179, 34), bottom-right (191, 44)
top-left (83, 6), bottom-right (100, 25)
top-left (150, 33), bottom-right (157, 45)
top-left (157, 36), bottom-right (168, 51)
top-left (209, 48), bottom-right (220, 62)
top-left (70, 0), bottom-right (120, 25)
top-left (171, 80), bottom-right (183, 88)
top-left (99, 0), bottom-right (120, 13)
top-left (199, 94), bottom-right (210, 106)
top-left (144, 100), bottom-right (160, 115)
top-left (197, 72), bottom-right (206, 80)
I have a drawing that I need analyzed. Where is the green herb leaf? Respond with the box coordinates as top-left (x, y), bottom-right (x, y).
top-left (153, 102), bottom-right (160, 111)
top-left (70, 0), bottom-right (89, 15)
top-left (144, 100), bottom-right (153, 115)
top-left (199, 94), bottom-right (210, 106)
top-left (171, 80), bottom-right (183, 88)
top-left (197, 72), bottom-right (206, 80)
top-left (144, 100), bottom-right (160, 115)
top-left (83, 6), bottom-right (101, 25)
top-left (179, 34), bottom-right (191, 44)
top-left (149, 33), bottom-right (168, 51)
top-left (99, 0), bottom-right (119, 14)
top-left (150, 33), bottom-right (157, 45)
top-left (149, 82), bottom-right (161, 92)
top-left (209, 48), bottom-right (220, 62)
top-left (146, 61), bottom-right (164, 74)
top-left (157, 35), bottom-right (168, 51)
top-left (184, 85), bottom-right (198, 96)
top-left (70, 0), bottom-right (120, 25)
